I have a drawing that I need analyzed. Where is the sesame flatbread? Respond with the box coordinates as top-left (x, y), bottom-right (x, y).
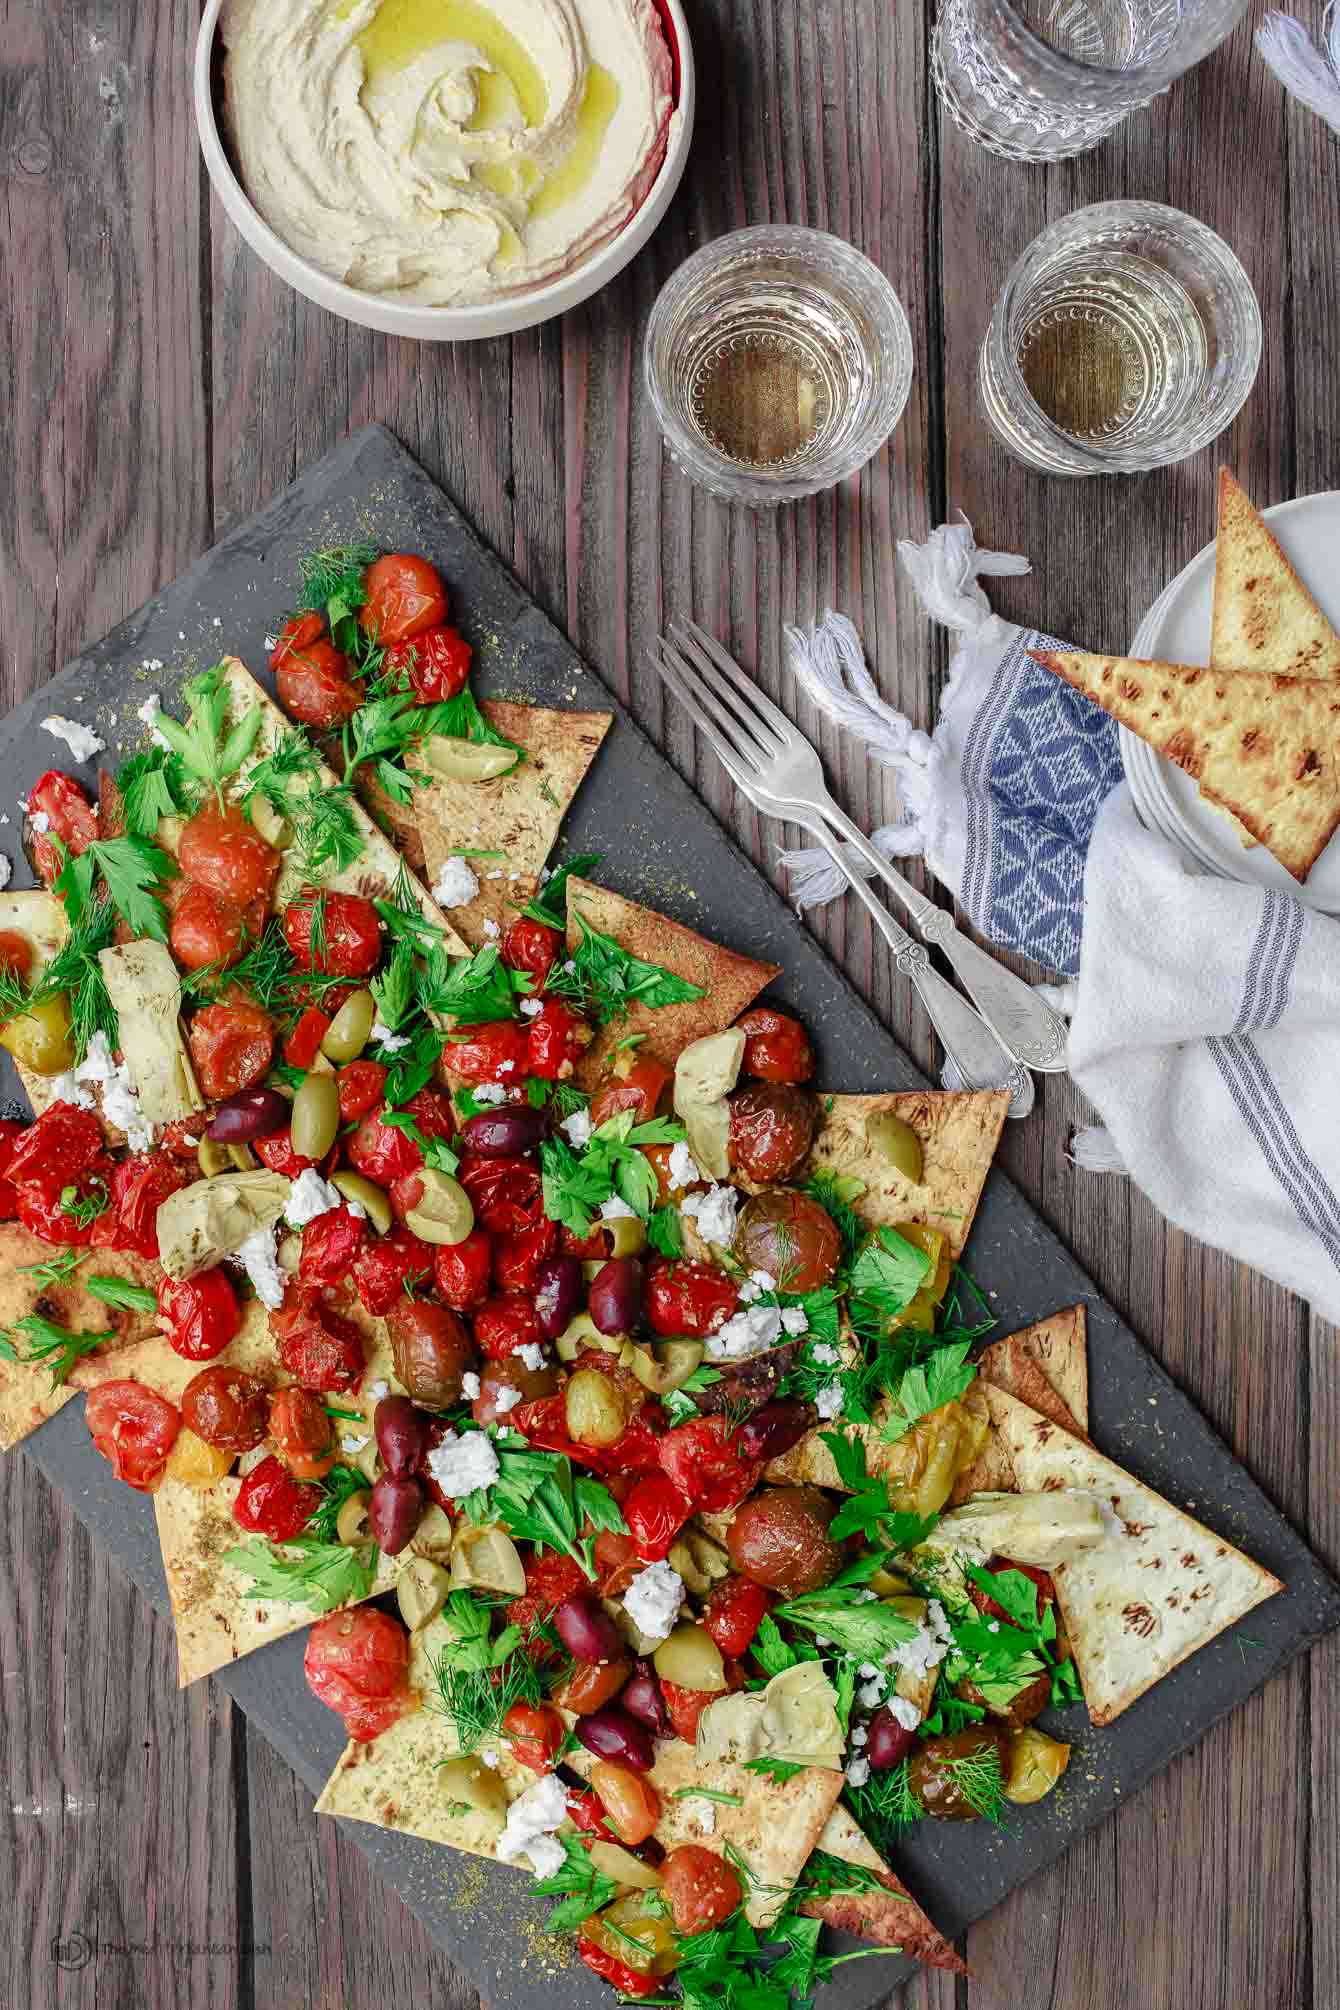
top-left (804, 1090), bottom-right (1009, 1258)
top-left (1030, 649), bottom-right (1340, 883)
top-left (414, 700), bottom-right (613, 949)
top-left (801, 1803), bottom-right (965, 1973)
top-left (563, 879), bottom-right (782, 1087)
top-left (983, 1386), bottom-right (1282, 1724)
top-left (1212, 470), bottom-right (1340, 680)
top-left (0, 1229), bottom-right (161, 1449)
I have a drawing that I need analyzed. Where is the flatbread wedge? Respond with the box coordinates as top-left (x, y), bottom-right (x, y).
top-left (0, 1229), bottom-right (161, 1449)
top-left (977, 1307), bottom-right (1088, 1438)
top-left (801, 1803), bottom-right (966, 1973)
top-left (1212, 470), bottom-right (1340, 680)
top-left (1030, 648), bottom-right (1340, 882)
top-left (563, 879), bottom-right (782, 1086)
top-left (414, 700), bottom-right (612, 948)
top-left (983, 1386), bottom-right (1282, 1723)
top-left (803, 1090), bottom-right (1009, 1258)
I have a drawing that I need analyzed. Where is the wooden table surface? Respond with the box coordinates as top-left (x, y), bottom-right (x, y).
top-left (2, 1), bottom-right (1336, 2005)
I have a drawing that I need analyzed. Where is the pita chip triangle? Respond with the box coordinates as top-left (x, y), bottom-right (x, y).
top-left (0, 1229), bottom-right (161, 1450)
top-left (803, 1090), bottom-right (1009, 1259)
top-left (1212, 470), bottom-right (1340, 681)
top-left (800, 1803), bottom-right (965, 1973)
top-left (977, 1306), bottom-right (1088, 1437)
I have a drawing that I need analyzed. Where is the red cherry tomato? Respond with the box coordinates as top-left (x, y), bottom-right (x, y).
top-left (504, 1554), bottom-right (588, 1659)
top-left (346, 1086), bottom-right (453, 1188)
top-left (4, 1102), bottom-right (106, 1192)
top-left (270, 1284), bottom-right (366, 1393)
top-left (383, 624), bottom-right (472, 703)
top-left (512, 1395), bottom-right (663, 1477)
top-left (473, 1293), bottom-right (543, 1362)
top-left (157, 1269), bottom-right (242, 1362)
top-left (284, 1004), bottom-right (331, 1070)
top-left (359, 553), bottom-right (448, 644)
top-left (499, 915), bottom-right (558, 990)
top-left (565, 1786), bottom-right (621, 1844)
top-left (85, 1380), bottom-right (180, 1492)
top-left (624, 1473), bottom-right (693, 1561)
top-left (109, 1153), bottom-right (191, 1260)
top-left (457, 1152), bottom-right (544, 1233)
top-left (283, 892), bottom-right (382, 977)
top-left (502, 1700), bottom-right (566, 1773)
top-left (159, 1117), bottom-right (207, 1159)
top-left (27, 771), bottom-right (98, 886)
top-left (299, 1204), bottom-right (369, 1287)
top-left (304, 1608), bottom-right (414, 1742)
top-left (0, 1117), bottom-right (26, 1220)
top-left (735, 1006), bottom-right (815, 1085)
top-left (492, 1219), bottom-right (558, 1293)
top-left (352, 1224), bottom-right (436, 1315)
top-left (660, 1679), bottom-right (717, 1746)
top-left (233, 1452), bottom-right (318, 1540)
top-left (575, 1939), bottom-right (662, 1999)
top-left (276, 640), bottom-right (365, 729)
top-left (252, 1129), bottom-right (324, 1178)
top-left (661, 1844), bottom-right (743, 1934)
top-left (561, 1222), bottom-right (609, 1260)
top-left (432, 1226), bottom-right (493, 1310)
top-left (704, 1575), bottom-right (771, 1658)
top-left (169, 880), bottom-right (249, 973)
top-left (595, 1408), bottom-right (665, 1477)
top-left (447, 1019), bottom-right (529, 1086)
top-left (269, 610), bottom-right (325, 669)
top-left (658, 1417), bottom-right (759, 1514)
top-left (336, 1059), bottom-right (388, 1122)
top-left (0, 931), bottom-right (33, 981)
top-left (268, 1385), bottom-right (336, 1480)
top-left (188, 1001), bottom-right (275, 1101)
top-left (645, 1259), bottom-right (739, 1339)
top-left (589, 1056), bottom-right (673, 1129)
top-left (179, 803), bottom-right (281, 909)
top-left (525, 998), bottom-right (590, 1081)
top-left (16, 1173), bottom-right (111, 1247)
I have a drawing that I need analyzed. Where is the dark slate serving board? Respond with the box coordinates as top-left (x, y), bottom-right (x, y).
top-left (5, 425), bottom-right (1337, 2002)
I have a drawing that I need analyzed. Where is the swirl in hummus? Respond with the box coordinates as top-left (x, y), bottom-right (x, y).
top-left (221, 0), bottom-right (677, 305)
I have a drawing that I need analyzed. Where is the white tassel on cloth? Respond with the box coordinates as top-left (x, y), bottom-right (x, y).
top-left (1068, 1125), bottom-right (1129, 1174)
top-left (1257, 4), bottom-right (1340, 136)
top-left (895, 514), bottom-right (1031, 633)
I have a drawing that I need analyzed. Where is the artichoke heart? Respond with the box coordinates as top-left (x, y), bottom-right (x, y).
top-left (155, 1171), bottom-right (291, 1280)
top-left (695, 1662), bottom-right (845, 1772)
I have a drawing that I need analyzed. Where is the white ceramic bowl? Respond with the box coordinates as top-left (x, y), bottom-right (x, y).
top-left (194, 0), bottom-right (695, 342)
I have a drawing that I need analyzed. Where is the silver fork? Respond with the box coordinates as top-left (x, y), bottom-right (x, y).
top-left (650, 629), bottom-right (1036, 1119)
top-left (657, 618), bottom-right (1069, 1075)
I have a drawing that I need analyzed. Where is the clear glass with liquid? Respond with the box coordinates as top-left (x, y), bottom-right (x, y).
top-left (979, 202), bottom-right (1261, 476)
top-left (644, 227), bottom-right (914, 505)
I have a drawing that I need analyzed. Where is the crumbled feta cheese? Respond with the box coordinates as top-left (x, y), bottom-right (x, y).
top-left (0, 813), bottom-right (9, 824)
top-left (886, 1695), bottom-right (922, 1732)
top-left (479, 1747), bottom-right (501, 1768)
top-left (780, 1306), bottom-right (809, 1337)
top-left (857, 1663), bottom-right (881, 1681)
top-left (850, 1725), bottom-right (868, 1747)
top-left (668, 1141), bottom-right (701, 1190)
top-left (808, 1342), bottom-right (840, 1365)
top-left (494, 1386), bottom-right (522, 1416)
top-left (516, 1342), bottom-right (546, 1372)
top-left (623, 1560), bottom-right (685, 1644)
top-left (471, 1083), bottom-right (507, 1106)
top-left (136, 695), bottom-right (171, 749)
top-left (496, 1772), bottom-right (569, 1876)
top-left (694, 1803), bottom-right (717, 1835)
top-left (814, 1382), bottom-right (845, 1420)
top-left (285, 1167), bottom-right (344, 1228)
top-left (737, 1268), bottom-right (777, 1305)
top-left (431, 856), bottom-right (481, 908)
top-left (987, 1620), bottom-right (1000, 1634)
top-left (559, 1108), bottom-right (593, 1148)
top-left (599, 1195), bottom-right (637, 1221)
top-left (238, 1227), bottom-right (286, 1310)
top-left (880, 1598), bottom-right (953, 1680)
top-left (369, 1380), bottom-right (389, 1401)
top-left (482, 919), bottom-right (500, 940)
top-left (426, 1429), bottom-right (500, 1498)
top-left (857, 1677), bottom-right (888, 1709)
top-left (344, 1199), bottom-right (367, 1221)
top-left (461, 1372), bottom-right (481, 1402)
top-left (681, 1182), bottom-right (738, 1246)
top-left (845, 1757), bottom-right (870, 1788)
top-left (519, 997), bottom-right (543, 1018)
top-left (0, 857), bottom-right (9, 892)
top-left (29, 811), bottom-right (51, 835)
top-left (48, 1069), bottom-right (97, 1112)
top-left (372, 1017), bottom-right (411, 1054)
top-left (707, 1304), bottom-right (783, 1361)
top-left (41, 715), bottom-right (106, 763)
top-left (68, 1030), bottom-right (155, 1150)
top-left (341, 1434), bottom-right (369, 1455)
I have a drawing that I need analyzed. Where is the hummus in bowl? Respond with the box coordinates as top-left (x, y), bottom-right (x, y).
top-left (219, 0), bottom-right (680, 309)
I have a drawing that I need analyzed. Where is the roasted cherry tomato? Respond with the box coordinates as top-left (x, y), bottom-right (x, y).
top-left (276, 639), bottom-right (365, 729)
top-left (457, 1152), bottom-right (544, 1233)
top-left (499, 915), bottom-right (558, 990)
top-left (233, 1452), bottom-right (318, 1539)
top-left (561, 1221), bottom-right (609, 1260)
top-left (169, 880), bottom-right (248, 972)
top-left (473, 1292), bottom-right (543, 1362)
top-left (662, 1845), bottom-right (743, 1934)
top-left (0, 1118), bottom-right (26, 1221)
top-left (179, 803), bottom-right (282, 909)
top-left (283, 891), bottom-right (382, 977)
top-left (252, 1128), bottom-right (323, 1178)
top-left (624, 1472), bottom-right (693, 1562)
top-left (524, 999), bottom-right (589, 1081)
top-left (109, 1153), bottom-right (191, 1260)
top-left (502, 1700), bottom-right (566, 1773)
top-left (658, 1416), bottom-right (759, 1514)
top-left (492, 1218), bottom-right (558, 1293)
top-left (574, 1939), bottom-right (661, 1999)
top-left (352, 1224), bottom-right (436, 1316)
top-left (565, 1786), bottom-right (620, 1846)
top-left (727, 1084), bottom-right (818, 1184)
top-left (336, 1058), bottom-right (388, 1122)
top-left (447, 1019), bottom-right (529, 1086)
top-left (157, 1270), bottom-right (241, 1362)
top-left (269, 610), bottom-right (325, 669)
top-left (735, 1005), bottom-right (815, 1084)
top-left (181, 1364), bottom-right (271, 1455)
top-left (268, 1385), bottom-right (337, 1481)
top-left (703, 1574), bottom-right (771, 1658)
top-left (85, 1380), bottom-right (180, 1492)
top-left (26, 771), bottom-right (99, 885)
top-left (300, 1204), bottom-right (369, 1287)
top-left (271, 1285), bottom-right (366, 1394)
top-left (504, 1554), bottom-right (587, 1661)
top-left (359, 553), bottom-right (448, 644)
top-left (4, 1101), bottom-right (105, 1192)
top-left (304, 1608), bottom-right (414, 1742)
top-left (432, 1226), bottom-right (493, 1310)
top-left (284, 1004), bottom-right (331, 1070)
top-left (589, 1055), bottom-right (673, 1129)
top-left (660, 1680), bottom-right (716, 1746)
top-left (188, 1000), bottom-right (275, 1101)
top-left (159, 1117), bottom-right (208, 1160)
top-left (383, 623), bottom-right (472, 703)
top-left (0, 931), bottom-right (34, 981)
top-left (346, 1085), bottom-right (453, 1187)
top-left (645, 1259), bottom-right (739, 1339)
top-left (16, 1172), bottom-right (110, 1247)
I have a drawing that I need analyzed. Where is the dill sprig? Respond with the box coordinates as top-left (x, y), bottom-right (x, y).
top-left (296, 542), bottom-right (378, 616)
top-left (304, 1463), bottom-right (373, 1545)
top-left (0, 893), bottom-right (119, 1063)
top-left (429, 1591), bottom-right (545, 1753)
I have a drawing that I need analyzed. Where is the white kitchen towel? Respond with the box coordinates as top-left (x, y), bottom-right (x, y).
top-left (781, 520), bottom-right (1340, 1322)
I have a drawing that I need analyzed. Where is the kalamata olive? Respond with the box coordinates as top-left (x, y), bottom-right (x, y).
top-left (386, 1299), bottom-right (477, 1407)
top-left (207, 1087), bottom-right (290, 1143)
top-left (459, 1108), bottom-right (548, 1158)
top-left (620, 1661), bottom-right (668, 1733)
top-left (575, 1705), bottom-right (656, 1773)
top-left (554, 1591), bottom-right (625, 1665)
top-left (736, 1399), bottom-right (811, 1463)
top-left (734, 1190), bottom-right (841, 1292)
top-left (589, 1255), bottom-right (645, 1336)
top-left (370, 1472), bottom-right (425, 1555)
top-left (866, 1706), bottom-right (919, 1772)
top-left (375, 1394), bottom-right (431, 1478)
top-left (726, 1485), bottom-right (843, 1596)
top-left (532, 1256), bottom-right (582, 1341)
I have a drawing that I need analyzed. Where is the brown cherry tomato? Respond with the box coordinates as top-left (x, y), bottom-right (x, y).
top-left (727, 1082), bottom-right (819, 1183)
top-left (736, 1006), bottom-right (815, 1084)
top-left (359, 553), bottom-right (448, 644)
top-left (276, 640), bottom-right (365, 728)
top-left (662, 1845), bottom-right (743, 1934)
top-left (180, 1364), bottom-right (271, 1455)
top-left (268, 1385), bottom-right (336, 1480)
top-left (590, 1761), bottom-right (661, 1846)
top-left (589, 1055), bottom-right (673, 1129)
top-left (179, 803), bottom-right (282, 909)
top-left (188, 1000), bottom-right (275, 1101)
top-left (733, 1189), bottom-right (841, 1292)
top-left (551, 1659), bottom-right (632, 1716)
top-left (502, 1700), bottom-right (566, 1772)
top-left (907, 1726), bottom-right (1012, 1821)
top-left (726, 1485), bottom-right (843, 1596)
top-left (386, 1298), bottom-right (476, 1406)
top-left (170, 880), bottom-right (248, 971)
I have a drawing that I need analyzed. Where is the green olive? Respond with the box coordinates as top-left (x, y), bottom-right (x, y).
top-left (405, 1168), bottom-right (475, 1246)
top-left (227, 1142), bottom-right (257, 1171)
top-left (424, 735), bottom-right (518, 783)
top-left (585, 1842), bottom-right (664, 1892)
top-left (450, 1522), bottom-right (526, 1596)
top-left (321, 989), bottom-right (377, 1064)
top-left (1004, 1727), bottom-right (1070, 1804)
top-left (248, 796), bottom-right (291, 850)
top-left (437, 1753), bottom-right (509, 1822)
top-left (332, 1170), bottom-right (393, 1234)
top-left (628, 1338), bottom-right (704, 1396)
top-left (197, 1135), bottom-right (231, 1178)
top-left (410, 1504), bottom-right (455, 1563)
top-left (335, 1490), bottom-right (373, 1547)
top-left (556, 1313), bottom-right (625, 1361)
top-left (291, 1072), bottom-right (340, 1161)
top-left (653, 1622), bottom-right (726, 1693)
top-left (865, 1110), bottom-right (924, 1183)
top-left (396, 1555), bottom-right (451, 1631)
top-left (0, 992), bottom-right (75, 1075)
top-left (605, 1213), bottom-right (648, 1257)
top-left (564, 1369), bottom-right (629, 1447)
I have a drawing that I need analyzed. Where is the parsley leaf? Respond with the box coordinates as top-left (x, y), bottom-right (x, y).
top-left (420, 688), bottom-right (523, 769)
top-left (741, 1756), bottom-right (807, 1784)
top-left (304, 1463), bottom-right (375, 1546)
top-left (539, 1110), bottom-right (686, 1235)
top-left (772, 1587), bottom-right (919, 1663)
top-left (849, 1225), bottom-right (932, 1326)
top-left (83, 1276), bottom-right (158, 1314)
top-left (548, 909), bottom-right (706, 1025)
top-left (370, 937), bottom-right (416, 1035)
top-left (429, 1589), bottom-right (545, 1751)
top-left (819, 1431), bottom-right (939, 1551)
top-left (880, 1338), bottom-right (976, 1443)
top-left (222, 1535), bottom-right (379, 1613)
top-left (16, 1248), bottom-right (87, 1288)
top-left (1050, 1656), bottom-right (1084, 1708)
top-left (425, 943), bottom-right (520, 1026)
top-left (1, 1314), bottom-right (113, 1387)
top-left (646, 1202), bottom-right (683, 1257)
top-left (242, 732), bottom-right (364, 881)
top-left (520, 852), bottom-right (602, 928)
top-left (377, 1021), bottom-right (445, 1108)
top-left (57, 833), bottom-right (177, 944)
top-left (459, 1440), bottom-right (626, 1578)
top-left (533, 1835), bottom-right (618, 1935)
top-left (116, 746), bottom-right (195, 835)
top-left (800, 1171), bottom-right (868, 1266)
top-left (151, 663), bottom-right (264, 806)
top-left (379, 1110), bottom-right (459, 1174)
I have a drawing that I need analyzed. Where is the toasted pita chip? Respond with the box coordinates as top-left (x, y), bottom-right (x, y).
top-left (1020, 1302), bottom-right (1088, 1430)
top-left (977, 1313), bottom-right (1086, 1438)
top-left (0, 1231), bottom-right (161, 1449)
top-left (1031, 649), bottom-right (1340, 883)
top-left (562, 879), bottom-right (782, 1087)
top-left (984, 1386), bottom-right (1282, 1724)
top-left (414, 701), bottom-right (612, 949)
top-left (804, 1091), bottom-right (1008, 1258)
top-left (802, 1803), bottom-right (965, 1973)
top-left (1212, 471), bottom-right (1340, 681)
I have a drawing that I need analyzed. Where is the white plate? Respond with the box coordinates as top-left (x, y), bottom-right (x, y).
top-left (1123, 489), bottom-right (1340, 913)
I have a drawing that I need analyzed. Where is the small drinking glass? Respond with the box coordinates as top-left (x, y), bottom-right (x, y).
top-left (979, 201), bottom-right (1262, 477)
top-left (643, 226), bottom-right (914, 506)
top-left (932, 0), bottom-right (1251, 159)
